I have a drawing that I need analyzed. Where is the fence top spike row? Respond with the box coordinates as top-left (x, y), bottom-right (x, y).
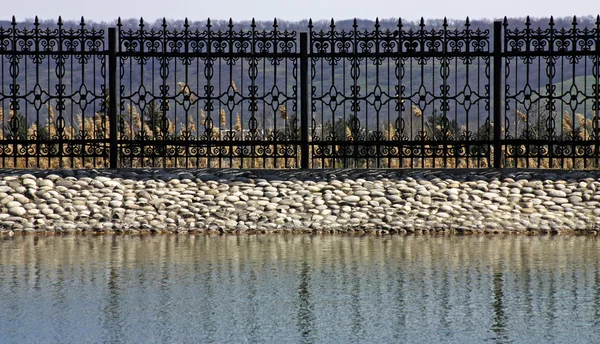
top-left (3, 15), bottom-right (600, 31)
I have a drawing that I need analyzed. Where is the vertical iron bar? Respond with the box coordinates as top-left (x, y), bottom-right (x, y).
top-left (493, 21), bottom-right (502, 168)
top-left (10, 17), bottom-right (18, 168)
top-left (300, 32), bottom-right (309, 169)
top-left (108, 27), bottom-right (118, 169)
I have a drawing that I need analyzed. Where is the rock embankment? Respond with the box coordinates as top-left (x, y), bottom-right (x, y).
top-left (1, 169), bottom-right (600, 235)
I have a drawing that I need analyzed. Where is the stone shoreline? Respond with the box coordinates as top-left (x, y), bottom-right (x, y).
top-left (1, 168), bottom-right (600, 235)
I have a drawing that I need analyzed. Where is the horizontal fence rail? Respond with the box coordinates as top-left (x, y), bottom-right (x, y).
top-left (0, 16), bottom-right (599, 169)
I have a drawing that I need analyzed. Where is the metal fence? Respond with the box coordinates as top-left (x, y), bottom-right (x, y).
top-left (0, 16), bottom-right (598, 169)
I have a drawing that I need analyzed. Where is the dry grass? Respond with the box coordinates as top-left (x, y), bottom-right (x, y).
top-left (507, 110), bottom-right (600, 169)
top-left (2, 90), bottom-right (599, 169)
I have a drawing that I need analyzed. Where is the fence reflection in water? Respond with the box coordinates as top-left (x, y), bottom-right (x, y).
top-left (1, 235), bottom-right (600, 343)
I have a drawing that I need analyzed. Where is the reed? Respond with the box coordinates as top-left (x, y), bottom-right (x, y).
top-left (2, 86), bottom-right (598, 170)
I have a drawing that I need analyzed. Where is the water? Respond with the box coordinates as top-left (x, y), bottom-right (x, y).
top-left (1, 234), bottom-right (600, 343)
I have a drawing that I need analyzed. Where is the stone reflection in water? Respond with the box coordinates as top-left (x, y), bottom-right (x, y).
top-left (1, 234), bottom-right (600, 343)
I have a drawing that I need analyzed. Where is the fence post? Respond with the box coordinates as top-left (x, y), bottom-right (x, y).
top-left (493, 21), bottom-right (502, 168)
top-left (108, 27), bottom-right (118, 169)
top-left (300, 32), bottom-right (310, 169)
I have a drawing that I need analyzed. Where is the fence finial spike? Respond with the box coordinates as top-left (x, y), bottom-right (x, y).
top-left (58, 16), bottom-right (63, 25)
top-left (398, 17), bottom-right (402, 27)
top-left (117, 17), bottom-right (122, 26)
top-left (11, 15), bottom-right (16, 25)
top-left (375, 17), bottom-right (380, 26)
top-left (34, 16), bottom-right (39, 25)
top-left (466, 16), bottom-right (470, 25)
top-left (330, 18), bottom-right (335, 28)
top-left (420, 17), bottom-right (425, 27)
top-left (525, 15), bottom-right (530, 25)
top-left (308, 18), bottom-right (313, 29)
top-left (184, 18), bottom-right (189, 27)
top-left (80, 16), bottom-right (85, 25)
top-left (596, 14), bottom-right (600, 26)
top-left (572, 15), bottom-right (577, 25)
top-left (140, 17), bottom-right (144, 26)
top-left (162, 17), bottom-right (167, 27)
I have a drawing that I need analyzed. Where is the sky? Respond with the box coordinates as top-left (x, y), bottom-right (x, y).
top-left (2, 0), bottom-right (598, 23)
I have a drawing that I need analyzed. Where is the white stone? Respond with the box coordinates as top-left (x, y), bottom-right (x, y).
top-left (343, 195), bottom-right (360, 203)
top-left (5, 201), bottom-right (22, 208)
top-left (8, 207), bottom-right (27, 216)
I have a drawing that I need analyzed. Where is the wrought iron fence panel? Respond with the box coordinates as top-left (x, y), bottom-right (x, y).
top-left (503, 16), bottom-right (600, 169)
top-left (310, 21), bottom-right (490, 167)
top-left (117, 18), bottom-right (300, 168)
top-left (309, 18), bottom-right (492, 168)
top-left (0, 16), bottom-right (109, 169)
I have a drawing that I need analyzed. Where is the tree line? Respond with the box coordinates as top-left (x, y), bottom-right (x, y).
top-left (1, 15), bottom-right (599, 31)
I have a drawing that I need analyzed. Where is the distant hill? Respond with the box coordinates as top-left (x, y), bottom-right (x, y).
top-left (0, 15), bottom-right (598, 137)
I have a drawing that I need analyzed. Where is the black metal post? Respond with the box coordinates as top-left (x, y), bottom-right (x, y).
top-left (108, 27), bottom-right (118, 169)
top-left (596, 17), bottom-right (600, 168)
top-left (300, 32), bottom-right (309, 169)
top-left (493, 21), bottom-right (502, 169)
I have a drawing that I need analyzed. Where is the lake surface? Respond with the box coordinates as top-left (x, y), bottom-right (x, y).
top-left (1, 234), bottom-right (600, 343)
